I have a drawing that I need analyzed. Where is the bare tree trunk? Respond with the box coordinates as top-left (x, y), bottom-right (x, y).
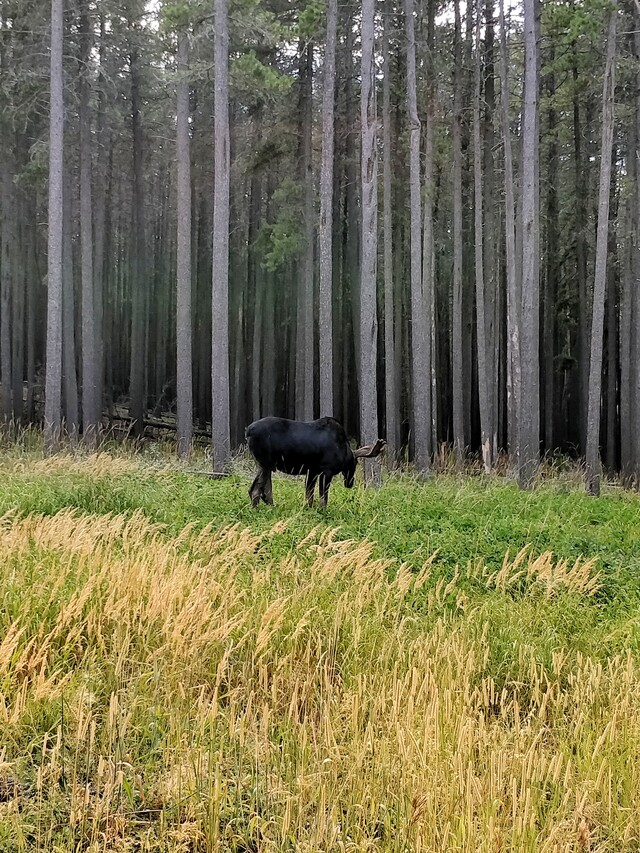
top-left (93, 13), bottom-right (108, 430)
top-left (44, 0), bottom-right (64, 452)
top-left (405, 0), bottom-right (429, 471)
top-left (543, 55), bottom-right (558, 455)
top-left (79, 1), bottom-right (98, 446)
top-left (360, 0), bottom-right (380, 483)
top-left (129, 43), bottom-right (146, 438)
top-left (473, 1), bottom-right (492, 472)
top-left (517, 0), bottom-right (540, 488)
top-left (319, 0), bottom-right (337, 417)
top-left (573, 64), bottom-right (589, 453)
top-left (295, 42), bottom-right (314, 422)
top-left (483, 0), bottom-right (498, 460)
top-left (0, 125), bottom-right (13, 425)
top-left (585, 6), bottom-right (617, 496)
top-left (422, 1), bottom-right (435, 468)
top-left (620, 67), bottom-right (636, 481)
top-left (452, 0), bottom-right (465, 465)
top-left (176, 30), bottom-right (193, 459)
top-left (62, 168), bottom-right (78, 440)
top-left (212, 0), bottom-right (231, 469)
top-left (12, 193), bottom-right (25, 424)
top-left (383, 3), bottom-right (398, 462)
top-left (632, 7), bottom-right (640, 481)
top-left (499, 0), bottom-right (520, 464)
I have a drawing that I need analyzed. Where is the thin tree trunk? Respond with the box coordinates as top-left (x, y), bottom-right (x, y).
top-left (383, 2), bottom-right (398, 462)
top-left (62, 167), bottom-right (78, 440)
top-left (499, 0), bottom-right (520, 464)
top-left (129, 43), bottom-right (146, 438)
top-left (452, 0), bottom-right (465, 465)
top-left (422, 0), bottom-right (435, 468)
top-left (79, 1), bottom-right (98, 446)
top-left (93, 12), bottom-right (108, 430)
top-left (405, 0), bottom-right (429, 471)
top-left (517, 0), bottom-right (540, 488)
top-left (620, 99), bottom-right (635, 480)
top-left (585, 6), bottom-right (617, 496)
top-left (212, 0), bottom-right (231, 468)
top-left (360, 0), bottom-right (380, 483)
top-left (176, 30), bottom-right (193, 458)
top-left (294, 42), bottom-right (314, 422)
top-left (473, 1), bottom-right (492, 472)
top-left (483, 0), bottom-right (498, 460)
top-left (44, 0), bottom-right (64, 452)
top-left (319, 0), bottom-right (337, 417)
top-left (0, 126), bottom-right (13, 425)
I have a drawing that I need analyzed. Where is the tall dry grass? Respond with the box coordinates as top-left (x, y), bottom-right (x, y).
top-left (0, 507), bottom-right (638, 851)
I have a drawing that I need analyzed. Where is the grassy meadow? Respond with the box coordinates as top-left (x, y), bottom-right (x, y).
top-left (1, 444), bottom-right (640, 851)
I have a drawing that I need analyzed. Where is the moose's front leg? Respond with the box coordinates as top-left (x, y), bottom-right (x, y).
top-left (319, 473), bottom-right (333, 507)
top-left (305, 471), bottom-right (318, 507)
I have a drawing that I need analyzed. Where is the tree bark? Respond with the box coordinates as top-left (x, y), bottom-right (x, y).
top-left (319, 0), bottom-right (337, 417)
top-left (44, 0), bottom-right (64, 452)
top-left (499, 0), bottom-right (520, 464)
top-left (176, 29), bottom-right (193, 459)
top-left (517, 0), bottom-right (540, 488)
top-left (473, 0), bottom-right (492, 472)
top-left (129, 42), bottom-right (146, 438)
top-left (383, 2), bottom-right (399, 462)
top-left (212, 0), bottom-right (231, 469)
top-left (79, 1), bottom-right (98, 446)
top-left (452, 0), bottom-right (465, 465)
top-left (585, 6), bottom-right (617, 496)
top-left (360, 0), bottom-right (380, 483)
top-left (62, 167), bottom-right (78, 440)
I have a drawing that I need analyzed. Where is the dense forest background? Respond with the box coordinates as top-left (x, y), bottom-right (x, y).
top-left (0, 0), bottom-right (638, 492)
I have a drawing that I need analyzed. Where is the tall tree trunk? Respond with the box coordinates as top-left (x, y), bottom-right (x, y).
top-left (632, 7), bottom-right (640, 481)
top-left (93, 12), bottom-right (108, 430)
top-left (543, 55), bottom-right (558, 455)
top-left (452, 0), bottom-right (465, 465)
top-left (79, 1), bottom-right (98, 446)
top-left (422, 0), bottom-right (435, 467)
top-left (383, 2), bottom-right (398, 461)
top-left (212, 0), bottom-right (231, 469)
top-left (573, 63), bottom-right (589, 453)
top-left (44, 0), bottom-right (64, 452)
top-left (12, 193), bottom-right (25, 424)
top-left (295, 42), bottom-right (314, 422)
top-left (585, 6), bottom-right (617, 496)
top-left (319, 0), bottom-right (337, 417)
top-left (62, 168), bottom-right (78, 440)
top-left (405, 0), bottom-right (429, 471)
top-left (360, 0), bottom-right (380, 482)
top-left (0, 125), bottom-right (13, 426)
top-left (517, 0), bottom-right (540, 488)
top-left (473, 0), bottom-right (492, 472)
top-left (176, 30), bottom-right (193, 458)
top-left (129, 43), bottom-right (146, 438)
top-left (499, 0), bottom-right (520, 463)
top-left (483, 0), bottom-right (498, 460)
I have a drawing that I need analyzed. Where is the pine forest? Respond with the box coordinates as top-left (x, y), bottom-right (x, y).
top-left (0, 0), bottom-right (638, 493)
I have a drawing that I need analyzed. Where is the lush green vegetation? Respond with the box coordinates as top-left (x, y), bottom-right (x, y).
top-left (1, 448), bottom-right (640, 850)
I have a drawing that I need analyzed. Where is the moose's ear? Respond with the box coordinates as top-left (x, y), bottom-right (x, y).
top-left (353, 438), bottom-right (386, 459)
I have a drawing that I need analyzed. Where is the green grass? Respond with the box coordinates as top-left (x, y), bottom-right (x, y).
top-left (1, 447), bottom-right (640, 850)
top-left (2, 447), bottom-right (639, 595)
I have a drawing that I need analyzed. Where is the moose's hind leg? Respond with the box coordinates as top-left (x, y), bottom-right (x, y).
top-left (305, 471), bottom-right (318, 508)
top-left (261, 470), bottom-right (274, 505)
top-left (249, 467), bottom-right (269, 508)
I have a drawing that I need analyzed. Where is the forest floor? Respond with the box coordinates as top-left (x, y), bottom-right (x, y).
top-left (1, 444), bottom-right (640, 851)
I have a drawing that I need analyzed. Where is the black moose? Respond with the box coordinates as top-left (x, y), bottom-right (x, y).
top-left (245, 416), bottom-right (386, 508)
